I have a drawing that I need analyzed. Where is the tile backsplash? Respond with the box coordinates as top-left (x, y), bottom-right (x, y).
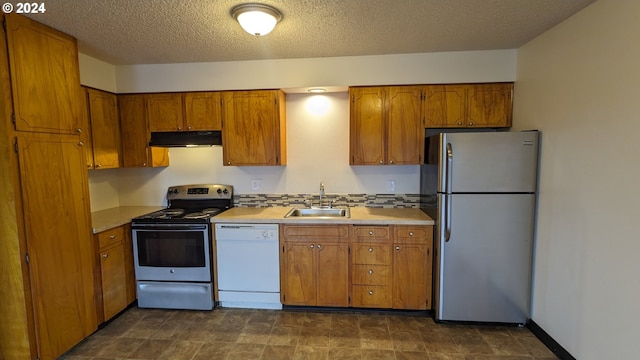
top-left (234, 193), bottom-right (420, 208)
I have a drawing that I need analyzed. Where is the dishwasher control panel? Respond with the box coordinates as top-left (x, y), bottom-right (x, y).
top-left (214, 224), bottom-right (279, 241)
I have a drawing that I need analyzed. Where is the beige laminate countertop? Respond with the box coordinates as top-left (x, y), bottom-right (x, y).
top-left (91, 206), bottom-right (165, 234)
top-left (211, 207), bottom-right (434, 225)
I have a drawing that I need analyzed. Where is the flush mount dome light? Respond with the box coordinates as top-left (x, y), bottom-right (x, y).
top-left (231, 3), bottom-right (283, 36)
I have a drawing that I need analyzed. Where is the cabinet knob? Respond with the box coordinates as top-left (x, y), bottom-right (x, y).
top-left (469, 122), bottom-right (474, 126)
top-left (76, 128), bottom-right (82, 133)
top-left (78, 141), bottom-right (84, 147)
top-left (389, 160), bottom-right (394, 164)
top-left (227, 161), bottom-right (231, 165)
top-left (102, 253), bottom-right (108, 259)
top-left (395, 246), bottom-right (401, 251)
top-left (317, 244), bottom-right (322, 249)
top-left (379, 160), bottom-right (383, 164)
top-left (87, 163), bottom-right (93, 168)
top-left (369, 231), bottom-right (373, 236)
top-left (96, 164), bottom-right (102, 168)
top-left (187, 126), bottom-right (192, 130)
top-left (457, 121), bottom-right (463, 126)
top-left (368, 290), bottom-right (374, 295)
top-left (109, 235), bottom-right (116, 239)
top-left (309, 244), bottom-right (315, 249)
top-left (368, 247), bottom-right (373, 252)
top-left (178, 126), bottom-right (182, 130)
top-left (142, 162), bottom-right (147, 167)
top-left (368, 269), bottom-right (373, 275)
top-left (409, 232), bottom-right (414, 236)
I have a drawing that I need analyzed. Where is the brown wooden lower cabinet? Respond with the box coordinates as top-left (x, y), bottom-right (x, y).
top-left (392, 226), bottom-right (433, 310)
top-left (281, 224), bottom-right (434, 310)
top-left (94, 224), bottom-right (136, 323)
top-left (281, 225), bottom-right (349, 306)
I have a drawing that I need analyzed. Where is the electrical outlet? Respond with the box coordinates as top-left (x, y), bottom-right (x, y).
top-left (386, 180), bottom-right (396, 192)
top-left (251, 179), bottom-right (262, 191)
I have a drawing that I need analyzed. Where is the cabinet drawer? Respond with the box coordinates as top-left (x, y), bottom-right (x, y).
top-left (352, 285), bottom-right (391, 308)
top-left (283, 225), bottom-right (349, 241)
top-left (97, 226), bottom-right (125, 249)
top-left (351, 226), bottom-right (390, 242)
top-left (394, 226), bottom-right (433, 244)
top-left (352, 265), bottom-right (390, 285)
top-left (351, 244), bottom-right (392, 265)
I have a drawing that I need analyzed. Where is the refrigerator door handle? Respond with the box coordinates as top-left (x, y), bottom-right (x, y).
top-left (446, 143), bottom-right (453, 193)
top-left (444, 194), bottom-right (452, 242)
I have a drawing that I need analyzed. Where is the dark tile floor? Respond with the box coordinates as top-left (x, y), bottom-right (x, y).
top-left (61, 307), bottom-right (558, 360)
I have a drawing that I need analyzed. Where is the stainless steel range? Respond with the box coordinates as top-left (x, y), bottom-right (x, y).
top-left (131, 184), bottom-right (233, 310)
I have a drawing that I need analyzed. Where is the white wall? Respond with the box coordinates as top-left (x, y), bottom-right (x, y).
top-left (78, 53), bottom-right (117, 92)
top-left (85, 50), bottom-right (517, 210)
top-left (514, 0), bottom-right (640, 359)
top-left (115, 50), bottom-right (516, 93)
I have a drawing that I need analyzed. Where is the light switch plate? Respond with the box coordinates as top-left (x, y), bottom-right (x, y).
top-left (386, 180), bottom-right (396, 192)
top-left (251, 179), bottom-right (262, 191)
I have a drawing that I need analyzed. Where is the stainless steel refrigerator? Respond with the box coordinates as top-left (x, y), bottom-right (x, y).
top-left (420, 131), bottom-right (539, 324)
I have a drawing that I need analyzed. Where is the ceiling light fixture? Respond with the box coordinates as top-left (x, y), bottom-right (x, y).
top-left (231, 3), bottom-right (283, 37)
top-left (307, 88), bottom-right (327, 93)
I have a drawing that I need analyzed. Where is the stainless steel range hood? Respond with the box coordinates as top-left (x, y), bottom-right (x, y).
top-left (149, 131), bottom-right (222, 147)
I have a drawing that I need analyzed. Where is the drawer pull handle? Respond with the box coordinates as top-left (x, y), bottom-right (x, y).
top-left (368, 269), bottom-right (373, 275)
top-left (368, 290), bottom-right (374, 295)
top-left (309, 244), bottom-right (315, 249)
top-left (368, 247), bottom-right (373, 252)
top-left (396, 246), bottom-right (401, 251)
top-left (109, 235), bottom-right (116, 239)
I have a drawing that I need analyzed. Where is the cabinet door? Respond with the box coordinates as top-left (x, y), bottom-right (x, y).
top-left (147, 93), bottom-right (185, 132)
top-left (349, 87), bottom-right (385, 165)
top-left (119, 95), bottom-right (169, 168)
top-left (316, 243), bottom-right (349, 307)
top-left (185, 92), bottom-right (222, 130)
top-left (100, 245), bottom-right (127, 320)
top-left (17, 134), bottom-right (97, 360)
top-left (424, 85), bottom-right (466, 128)
top-left (87, 89), bottom-right (120, 169)
top-left (386, 86), bottom-right (423, 164)
top-left (222, 90), bottom-right (285, 166)
top-left (81, 89), bottom-right (95, 169)
top-left (467, 83), bottom-right (513, 128)
top-left (5, 14), bottom-right (84, 135)
top-left (282, 242), bottom-right (316, 305)
top-left (392, 243), bottom-right (432, 310)
top-left (122, 224), bottom-right (136, 304)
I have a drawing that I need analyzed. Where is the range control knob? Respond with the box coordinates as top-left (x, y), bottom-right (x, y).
top-left (223, 188), bottom-right (229, 194)
top-left (216, 188), bottom-right (222, 194)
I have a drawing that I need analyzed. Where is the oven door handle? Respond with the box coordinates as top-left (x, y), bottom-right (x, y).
top-left (131, 224), bottom-right (209, 231)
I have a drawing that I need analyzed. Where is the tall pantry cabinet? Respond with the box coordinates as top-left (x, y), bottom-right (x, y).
top-left (0, 14), bottom-right (97, 360)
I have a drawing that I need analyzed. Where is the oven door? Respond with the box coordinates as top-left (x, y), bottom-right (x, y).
top-left (132, 223), bottom-right (211, 282)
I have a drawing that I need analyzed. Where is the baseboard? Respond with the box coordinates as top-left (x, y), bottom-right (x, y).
top-left (527, 319), bottom-right (576, 360)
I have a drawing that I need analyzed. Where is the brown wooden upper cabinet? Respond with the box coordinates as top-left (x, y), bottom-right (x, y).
top-left (147, 92), bottom-right (222, 132)
top-left (118, 94), bottom-right (169, 168)
top-left (424, 83), bottom-right (513, 128)
top-left (350, 86), bottom-right (424, 165)
top-left (5, 14), bottom-right (85, 135)
top-left (222, 90), bottom-right (286, 166)
top-left (85, 88), bottom-right (121, 169)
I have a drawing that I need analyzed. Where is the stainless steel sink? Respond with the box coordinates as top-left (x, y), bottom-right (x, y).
top-left (284, 207), bottom-right (350, 218)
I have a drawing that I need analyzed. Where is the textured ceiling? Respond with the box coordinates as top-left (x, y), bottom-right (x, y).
top-left (26, 0), bottom-right (596, 65)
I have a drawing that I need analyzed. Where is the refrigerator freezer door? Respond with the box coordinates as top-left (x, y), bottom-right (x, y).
top-left (435, 193), bottom-right (534, 324)
top-left (438, 132), bottom-right (538, 193)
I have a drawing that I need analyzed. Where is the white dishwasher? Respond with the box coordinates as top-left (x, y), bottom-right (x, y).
top-left (214, 223), bottom-right (282, 309)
